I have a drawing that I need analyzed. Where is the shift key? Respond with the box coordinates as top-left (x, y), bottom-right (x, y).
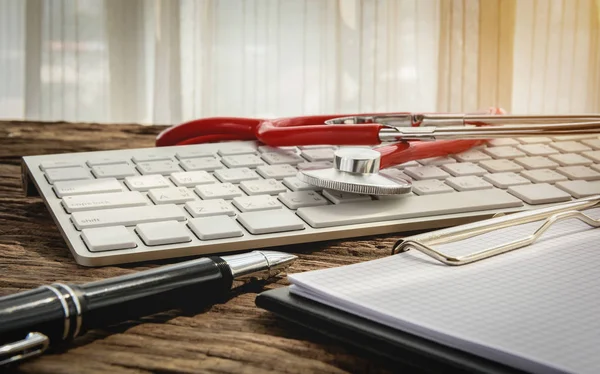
top-left (71, 205), bottom-right (186, 230)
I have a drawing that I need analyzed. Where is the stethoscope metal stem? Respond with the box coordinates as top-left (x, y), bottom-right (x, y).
top-left (378, 121), bottom-right (600, 142)
top-left (411, 114), bottom-right (600, 127)
top-left (328, 114), bottom-right (600, 127)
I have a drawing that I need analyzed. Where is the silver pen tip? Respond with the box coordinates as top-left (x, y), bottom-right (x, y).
top-left (222, 250), bottom-right (298, 282)
top-left (257, 250), bottom-right (298, 277)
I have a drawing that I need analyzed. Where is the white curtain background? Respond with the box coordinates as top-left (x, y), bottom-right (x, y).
top-left (0, 0), bottom-right (598, 125)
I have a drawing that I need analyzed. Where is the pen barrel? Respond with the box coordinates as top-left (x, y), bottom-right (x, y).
top-left (78, 256), bottom-right (231, 333)
top-left (0, 257), bottom-right (232, 346)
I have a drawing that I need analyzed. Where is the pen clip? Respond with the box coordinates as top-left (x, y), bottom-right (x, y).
top-left (0, 332), bottom-right (49, 367)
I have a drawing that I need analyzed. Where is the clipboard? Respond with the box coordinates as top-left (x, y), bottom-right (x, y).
top-left (257, 196), bottom-right (600, 373)
top-left (256, 287), bottom-right (526, 373)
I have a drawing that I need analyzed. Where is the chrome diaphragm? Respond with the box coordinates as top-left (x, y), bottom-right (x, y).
top-left (297, 147), bottom-right (412, 195)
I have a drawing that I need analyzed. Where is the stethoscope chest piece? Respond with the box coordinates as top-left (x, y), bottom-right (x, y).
top-left (297, 147), bottom-right (412, 196)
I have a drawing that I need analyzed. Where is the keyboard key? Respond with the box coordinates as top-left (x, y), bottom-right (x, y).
top-left (393, 161), bottom-right (420, 169)
top-left (221, 154), bottom-right (265, 168)
top-left (175, 149), bottom-right (214, 159)
top-left (514, 156), bottom-right (559, 170)
top-left (551, 134), bottom-right (598, 141)
top-left (404, 166), bottom-right (450, 180)
top-left (411, 179), bottom-right (455, 195)
top-left (452, 149), bottom-right (491, 162)
top-left (520, 169), bottom-right (568, 183)
top-left (378, 168), bottom-right (411, 181)
top-left (441, 162), bottom-right (487, 176)
top-left (184, 199), bottom-right (236, 217)
top-left (91, 164), bottom-right (137, 178)
top-left (194, 183), bottom-right (243, 200)
top-left (214, 167), bottom-right (260, 183)
top-left (237, 209), bottom-right (305, 234)
top-left (300, 148), bottom-right (335, 162)
top-left (125, 174), bottom-right (171, 191)
top-left (486, 138), bottom-right (519, 146)
top-left (232, 195), bottom-right (282, 212)
top-left (549, 141), bottom-right (591, 153)
top-left (239, 179), bottom-right (287, 196)
top-left (256, 164), bottom-right (298, 179)
top-left (516, 137), bottom-right (552, 144)
top-left (136, 160), bottom-right (181, 175)
top-left (581, 138), bottom-right (600, 150)
top-left (507, 183), bottom-right (571, 204)
top-left (516, 144), bottom-right (559, 156)
top-left (556, 166), bottom-right (600, 181)
top-left (549, 153), bottom-right (594, 166)
top-left (482, 173), bottom-right (531, 189)
top-left (217, 144), bottom-right (257, 156)
top-left (483, 146), bottom-right (525, 159)
top-left (282, 176), bottom-right (320, 191)
top-left (258, 145), bottom-right (298, 154)
top-left (53, 178), bottom-right (123, 197)
top-left (297, 161), bottom-right (334, 170)
top-left (479, 159), bottom-right (523, 173)
top-left (445, 176), bottom-right (493, 191)
top-left (45, 167), bottom-right (91, 183)
top-left (418, 157), bottom-right (456, 166)
top-left (86, 158), bottom-right (128, 167)
top-left (582, 150), bottom-right (600, 163)
top-left (296, 189), bottom-right (523, 228)
top-left (40, 160), bottom-right (81, 170)
top-left (135, 221), bottom-right (192, 246)
top-left (170, 171), bottom-right (216, 187)
top-left (148, 187), bottom-right (196, 204)
top-left (71, 204), bottom-right (186, 229)
top-left (180, 157), bottom-right (223, 171)
top-left (555, 180), bottom-right (600, 198)
top-left (81, 226), bottom-right (137, 252)
top-left (62, 191), bottom-right (148, 213)
top-left (278, 191), bottom-right (329, 209)
top-left (298, 145), bottom-right (336, 150)
top-left (132, 154), bottom-right (172, 163)
top-left (188, 216), bottom-right (244, 240)
top-left (261, 152), bottom-right (305, 165)
top-left (322, 190), bottom-right (372, 204)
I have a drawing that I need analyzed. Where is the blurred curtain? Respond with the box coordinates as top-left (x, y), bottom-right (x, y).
top-left (0, 0), bottom-right (598, 125)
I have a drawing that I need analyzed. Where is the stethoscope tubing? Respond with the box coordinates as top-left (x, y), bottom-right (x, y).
top-left (155, 111), bottom-right (600, 170)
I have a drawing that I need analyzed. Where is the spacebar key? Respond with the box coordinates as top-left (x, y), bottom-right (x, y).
top-left (72, 205), bottom-right (186, 230)
top-left (296, 190), bottom-right (523, 228)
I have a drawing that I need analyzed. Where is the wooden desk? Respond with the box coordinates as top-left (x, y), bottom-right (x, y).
top-left (0, 121), bottom-right (399, 374)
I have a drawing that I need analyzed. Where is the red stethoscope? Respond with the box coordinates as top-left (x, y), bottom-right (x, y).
top-left (157, 109), bottom-right (600, 195)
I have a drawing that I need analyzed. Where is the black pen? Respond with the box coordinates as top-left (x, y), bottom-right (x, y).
top-left (0, 250), bottom-right (296, 366)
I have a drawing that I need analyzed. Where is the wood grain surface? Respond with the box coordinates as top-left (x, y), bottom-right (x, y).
top-left (0, 121), bottom-right (407, 374)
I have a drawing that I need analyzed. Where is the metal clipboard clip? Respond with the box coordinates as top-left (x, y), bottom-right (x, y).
top-left (392, 196), bottom-right (600, 266)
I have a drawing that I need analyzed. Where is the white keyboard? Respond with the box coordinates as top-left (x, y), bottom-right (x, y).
top-left (22, 137), bottom-right (600, 266)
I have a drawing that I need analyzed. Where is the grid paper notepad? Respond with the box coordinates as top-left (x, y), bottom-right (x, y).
top-left (289, 208), bottom-right (600, 374)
